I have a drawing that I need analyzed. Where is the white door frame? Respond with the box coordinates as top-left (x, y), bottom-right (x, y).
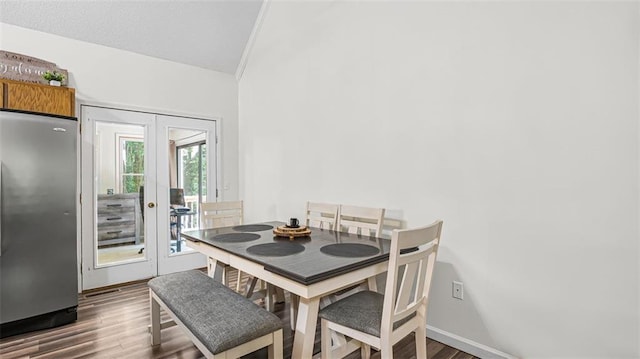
top-left (80, 105), bottom-right (157, 290)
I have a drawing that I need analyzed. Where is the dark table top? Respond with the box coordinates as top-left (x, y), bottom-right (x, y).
top-left (181, 221), bottom-right (391, 285)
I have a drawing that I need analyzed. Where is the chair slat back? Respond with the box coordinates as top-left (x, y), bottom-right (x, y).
top-left (306, 202), bottom-right (340, 230)
top-left (337, 205), bottom-right (385, 237)
top-left (200, 200), bottom-right (243, 229)
top-left (381, 220), bottom-right (443, 335)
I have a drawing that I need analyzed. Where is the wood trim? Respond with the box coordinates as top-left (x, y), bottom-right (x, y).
top-left (81, 277), bottom-right (151, 295)
top-left (82, 267), bottom-right (209, 295)
top-left (426, 325), bottom-right (518, 359)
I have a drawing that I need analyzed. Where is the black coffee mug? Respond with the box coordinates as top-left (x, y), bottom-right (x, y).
top-left (289, 218), bottom-right (299, 228)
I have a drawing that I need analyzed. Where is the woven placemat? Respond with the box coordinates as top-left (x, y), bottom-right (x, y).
top-left (246, 242), bottom-right (306, 257)
top-left (232, 224), bottom-right (274, 232)
top-left (212, 233), bottom-right (261, 243)
top-left (320, 243), bottom-right (380, 258)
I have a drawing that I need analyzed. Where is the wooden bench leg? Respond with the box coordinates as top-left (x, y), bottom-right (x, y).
top-left (268, 329), bottom-right (283, 359)
top-left (150, 290), bottom-right (161, 346)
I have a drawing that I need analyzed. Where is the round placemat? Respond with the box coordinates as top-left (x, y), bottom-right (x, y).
top-left (320, 243), bottom-right (380, 258)
top-left (246, 242), bottom-right (305, 257)
top-left (232, 224), bottom-right (274, 232)
top-left (212, 233), bottom-right (261, 243)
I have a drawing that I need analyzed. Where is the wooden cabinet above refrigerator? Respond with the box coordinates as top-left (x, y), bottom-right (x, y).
top-left (1, 79), bottom-right (75, 117)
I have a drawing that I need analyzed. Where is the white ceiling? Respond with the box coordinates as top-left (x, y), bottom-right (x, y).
top-left (0, 0), bottom-right (263, 74)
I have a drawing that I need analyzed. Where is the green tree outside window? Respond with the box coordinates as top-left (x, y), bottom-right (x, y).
top-left (122, 139), bottom-right (144, 193)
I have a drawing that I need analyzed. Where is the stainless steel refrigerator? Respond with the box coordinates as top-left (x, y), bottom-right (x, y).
top-left (0, 109), bottom-right (78, 338)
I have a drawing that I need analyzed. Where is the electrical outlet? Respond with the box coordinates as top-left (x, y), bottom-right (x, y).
top-left (452, 281), bottom-right (464, 300)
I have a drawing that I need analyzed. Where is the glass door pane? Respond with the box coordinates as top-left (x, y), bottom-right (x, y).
top-left (95, 122), bottom-right (146, 266)
top-left (177, 141), bottom-right (206, 232)
top-left (156, 115), bottom-right (214, 275)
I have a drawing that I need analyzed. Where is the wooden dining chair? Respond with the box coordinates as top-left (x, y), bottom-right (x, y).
top-left (335, 204), bottom-right (386, 292)
top-left (337, 204), bottom-right (385, 238)
top-left (293, 204), bottom-right (387, 334)
top-left (199, 200), bottom-right (246, 292)
top-left (319, 220), bottom-right (443, 359)
top-left (201, 201), bottom-right (281, 307)
top-left (288, 201), bottom-right (341, 328)
top-left (200, 200), bottom-right (244, 229)
top-left (306, 202), bottom-right (340, 230)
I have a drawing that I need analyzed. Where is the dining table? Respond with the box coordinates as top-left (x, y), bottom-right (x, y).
top-left (182, 221), bottom-right (392, 358)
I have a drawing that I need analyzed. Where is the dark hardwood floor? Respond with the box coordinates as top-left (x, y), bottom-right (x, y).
top-left (0, 269), bottom-right (477, 359)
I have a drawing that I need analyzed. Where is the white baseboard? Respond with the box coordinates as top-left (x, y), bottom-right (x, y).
top-left (426, 325), bottom-right (518, 359)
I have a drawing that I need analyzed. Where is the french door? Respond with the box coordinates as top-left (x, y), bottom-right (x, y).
top-left (156, 115), bottom-right (216, 275)
top-left (81, 106), bottom-right (216, 290)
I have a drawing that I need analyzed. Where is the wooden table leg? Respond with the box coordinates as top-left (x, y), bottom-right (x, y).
top-left (289, 294), bottom-right (300, 330)
top-left (292, 296), bottom-right (320, 359)
top-left (207, 257), bottom-right (227, 284)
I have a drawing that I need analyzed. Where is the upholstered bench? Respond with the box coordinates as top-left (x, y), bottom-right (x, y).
top-left (148, 270), bottom-right (283, 359)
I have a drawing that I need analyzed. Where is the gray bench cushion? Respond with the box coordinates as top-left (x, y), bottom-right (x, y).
top-left (318, 290), bottom-right (415, 337)
top-left (148, 270), bottom-right (282, 354)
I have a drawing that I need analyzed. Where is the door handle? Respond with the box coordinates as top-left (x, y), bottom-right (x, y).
top-left (148, 202), bottom-right (155, 208)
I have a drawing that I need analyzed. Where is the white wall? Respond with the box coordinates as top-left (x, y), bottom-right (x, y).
top-left (0, 22), bottom-right (240, 201)
top-left (239, 2), bottom-right (639, 358)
